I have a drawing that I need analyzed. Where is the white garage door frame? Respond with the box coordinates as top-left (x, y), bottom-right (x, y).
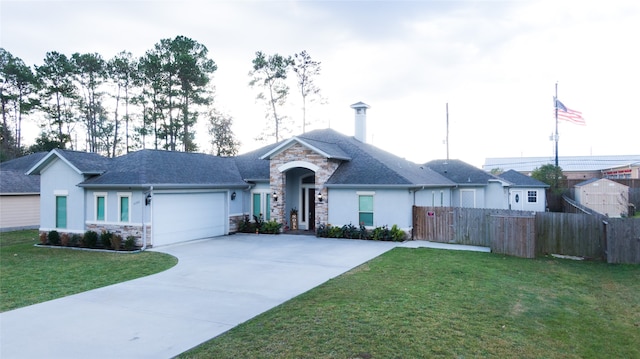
top-left (151, 190), bottom-right (228, 247)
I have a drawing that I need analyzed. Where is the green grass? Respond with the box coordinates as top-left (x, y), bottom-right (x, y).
top-left (0, 230), bottom-right (178, 312)
top-left (180, 248), bottom-right (640, 359)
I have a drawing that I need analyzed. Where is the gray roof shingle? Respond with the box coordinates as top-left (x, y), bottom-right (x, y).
top-left (498, 170), bottom-right (549, 188)
top-left (0, 152), bottom-right (47, 194)
top-left (80, 150), bottom-right (247, 188)
top-left (424, 159), bottom-right (498, 185)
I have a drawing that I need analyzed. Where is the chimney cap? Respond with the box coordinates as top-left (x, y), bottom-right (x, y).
top-left (350, 101), bottom-right (370, 109)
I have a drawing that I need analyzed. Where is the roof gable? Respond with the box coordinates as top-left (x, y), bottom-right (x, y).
top-left (259, 135), bottom-right (351, 161)
top-left (575, 177), bottom-right (629, 188)
top-left (27, 149), bottom-right (110, 176)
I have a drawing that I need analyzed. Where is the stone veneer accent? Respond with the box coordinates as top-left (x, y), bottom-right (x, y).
top-left (85, 223), bottom-right (151, 247)
top-left (269, 143), bottom-right (341, 229)
top-left (229, 214), bottom-right (245, 233)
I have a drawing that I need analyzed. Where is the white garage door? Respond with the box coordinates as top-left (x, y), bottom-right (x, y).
top-left (153, 192), bottom-right (226, 246)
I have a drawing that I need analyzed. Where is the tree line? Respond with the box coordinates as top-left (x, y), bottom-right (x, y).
top-left (1, 36), bottom-right (323, 161)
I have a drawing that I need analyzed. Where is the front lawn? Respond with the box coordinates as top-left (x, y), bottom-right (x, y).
top-left (0, 230), bottom-right (177, 312)
top-left (180, 248), bottom-right (640, 359)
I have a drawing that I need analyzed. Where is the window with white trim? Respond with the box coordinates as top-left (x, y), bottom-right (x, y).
top-left (358, 192), bottom-right (374, 226)
top-left (118, 192), bottom-right (131, 222)
top-left (527, 190), bottom-right (537, 203)
top-left (95, 192), bottom-right (107, 221)
top-left (56, 195), bottom-right (67, 228)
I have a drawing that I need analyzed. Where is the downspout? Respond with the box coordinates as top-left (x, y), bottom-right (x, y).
top-left (142, 186), bottom-right (153, 251)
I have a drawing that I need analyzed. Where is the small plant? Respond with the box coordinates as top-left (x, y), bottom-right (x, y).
top-left (371, 225), bottom-right (390, 241)
top-left (111, 234), bottom-right (123, 250)
top-left (341, 223), bottom-right (360, 239)
top-left (253, 214), bottom-right (265, 232)
top-left (124, 236), bottom-right (137, 251)
top-left (260, 220), bottom-right (282, 234)
top-left (47, 230), bottom-right (61, 245)
top-left (390, 224), bottom-right (406, 242)
top-left (100, 230), bottom-right (113, 249)
top-left (316, 223), bottom-right (330, 237)
top-left (60, 233), bottom-right (70, 246)
top-left (237, 215), bottom-right (256, 233)
top-left (359, 223), bottom-right (369, 240)
top-left (70, 234), bottom-right (82, 247)
top-left (328, 225), bottom-right (343, 238)
top-left (83, 231), bottom-right (98, 248)
top-left (39, 232), bottom-right (48, 244)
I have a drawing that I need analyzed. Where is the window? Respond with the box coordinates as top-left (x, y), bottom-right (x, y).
top-left (527, 190), bottom-right (537, 203)
top-left (55, 196), bottom-right (67, 228)
top-left (118, 193), bottom-right (131, 222)
top-left (95, 193), bottom-right (106, 221)
top-left (252, 192), bottom-right (271, 221)
top-left (460, 189), bottom-right (476, 208)
top-left (358, 193), bottom-right (374, 226)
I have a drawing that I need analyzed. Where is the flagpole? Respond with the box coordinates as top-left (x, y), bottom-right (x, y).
top-left (554, 82), bottom-right (559, 169)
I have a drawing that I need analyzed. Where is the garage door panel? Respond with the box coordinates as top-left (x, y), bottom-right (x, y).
top-left (153, 192), bottom-right (226, 246)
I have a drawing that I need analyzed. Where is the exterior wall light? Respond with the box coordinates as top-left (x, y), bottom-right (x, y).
top-left (317, 192), bottom-right (323, 202)
top-left (273, 191), bottom-right (278, 201)
top-left (145, 193), bottom-right (152, 206)
top-left (231, 191), bottom-right (236, 200)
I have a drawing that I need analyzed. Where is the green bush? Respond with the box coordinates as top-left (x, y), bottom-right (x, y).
top-left (260, 220), bottom-right (282, 234)
top-left (371, 225), bottom-right (390, 241)
top-left (328, 225), bottom-right (343, 238)
top-left (83, 231), bottom-right (98, 248)
top-left (390, 224), bottom-right (406, 242)
top-left (124, 236), bottom-right (137, 251)
top-left (237, 215), bottom-right (256, 233)
top-left (316, 223), bottom-right (329, 237)
top-left (47, 230), bottom-right (61, 245)
top-left (70, 234), bottom-right (82, 247)
top-left (100, 231), bottom-right (113, 249)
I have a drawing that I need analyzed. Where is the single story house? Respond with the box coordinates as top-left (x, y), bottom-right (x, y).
top-left (0, 152), bottom-right (47, 232)
top-left (574, 178), bottom-right (629, 217)
top-left (497, 170), bottom-right (549, 212)
top-left (28, 103), bottom-right (546, 247)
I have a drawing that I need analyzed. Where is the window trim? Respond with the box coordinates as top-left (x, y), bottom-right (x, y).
top-left (55, 195), bottom-right (67, 229)
top-left (357, 192), bottom-right (375, 227)
top-left (94, 192), bottom-right (107, 221)
top-left (460, 189), bottom-right (476, 208)
top-left (117, 192), bottom-right (132, 223)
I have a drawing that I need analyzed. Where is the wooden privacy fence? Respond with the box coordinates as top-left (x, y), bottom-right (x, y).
top-left (413, 206), bottom-right (640, 264)
top-left (412, 206), bottom-right (536, 258)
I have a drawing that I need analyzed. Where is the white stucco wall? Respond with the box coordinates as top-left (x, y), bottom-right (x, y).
top-left (39, 158), bottom-right (86, 233)
top-left (327, 188), bottom-right (415, 230)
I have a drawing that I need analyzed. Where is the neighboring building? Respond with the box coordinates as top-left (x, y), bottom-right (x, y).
top-left (483, 155), bottom-right (640, 180)
top-left (497, 170), bottom-right (549, 212)
top-left (574, 178), bottom-right (629, 217)
top-left (0, 152), bottom-right (47, 232)
top-left (30, 102), bottom-right (547, 247)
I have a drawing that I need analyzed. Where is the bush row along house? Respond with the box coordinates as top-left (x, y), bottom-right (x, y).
top-left (21, 102), bottom-right (549, 247)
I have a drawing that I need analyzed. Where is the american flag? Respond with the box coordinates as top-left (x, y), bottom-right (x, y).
top-left (555, 99), bottom-right (585, 126)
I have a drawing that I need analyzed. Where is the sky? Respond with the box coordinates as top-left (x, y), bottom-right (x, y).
top-left (1, 0), bottom-right (639, 168)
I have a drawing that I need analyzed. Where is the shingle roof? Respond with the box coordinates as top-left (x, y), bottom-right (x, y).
top-left (298, 129), bottom-right (453, 186)
top-left (80, 150), bottom-right (247, 188)
top-left (424, 159), bottom-right (497, 185)
top-left (26, 149), bottom-right (111, 175)
top-left (0, 152), bottom-right (47, 194)
top-left (498, 170), bottom-right (549, 188)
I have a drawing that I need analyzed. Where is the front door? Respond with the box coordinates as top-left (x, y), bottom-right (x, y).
top-left (510, 190), bottom-right (524, 210)
top-left (300, 186), bottom-right (316, 230)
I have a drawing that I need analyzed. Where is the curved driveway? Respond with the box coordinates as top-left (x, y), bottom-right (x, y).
top-left (1, 234), bottom-right (398, 359)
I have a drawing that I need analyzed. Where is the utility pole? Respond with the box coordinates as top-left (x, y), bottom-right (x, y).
top-left (446, 102), bottom-right (449, 161)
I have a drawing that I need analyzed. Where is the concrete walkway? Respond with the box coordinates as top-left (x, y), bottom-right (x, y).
top-left (0, 235), bottom-right (489, 359)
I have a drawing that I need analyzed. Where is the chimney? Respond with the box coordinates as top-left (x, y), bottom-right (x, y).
top-left (350, 101), bottom-right (370, 143)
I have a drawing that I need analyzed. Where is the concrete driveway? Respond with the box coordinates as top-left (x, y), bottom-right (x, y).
top-left (0, 234), bottom-right (398, 359)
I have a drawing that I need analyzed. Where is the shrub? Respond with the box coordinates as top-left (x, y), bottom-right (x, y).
top-left (124, 236), bottom-right (137, 251)
top-left (359, 223), bottom-right (369, 240)
top-left (60, 233), bottom-right (70, 246)
top-left (83, 231), bottom-right (98, 248)
top-left (47, 230), bottom-right (61, 245)
top-left (253, 214), bottom-right (265, 232)
top-left (100, 230), bottom-right (113, 249)
top-left (70, 234), bottom-right (82, 247)
top-left (260, 220), bottom-right (282, 234)
top-left (111, 234), bottom-right (123, 250)
top-left (237, 215), bottom-right (256, 233)
top-left (39, 232), bottom-right (48, 244)
top-left (341, 223), bottom-right (360, 239)
top-left (316, 223), bottom-right (330, 237)
top-left (390, 224), bottom-right (406, 242)
top-left (328, 225), bottom-right (343, 238)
